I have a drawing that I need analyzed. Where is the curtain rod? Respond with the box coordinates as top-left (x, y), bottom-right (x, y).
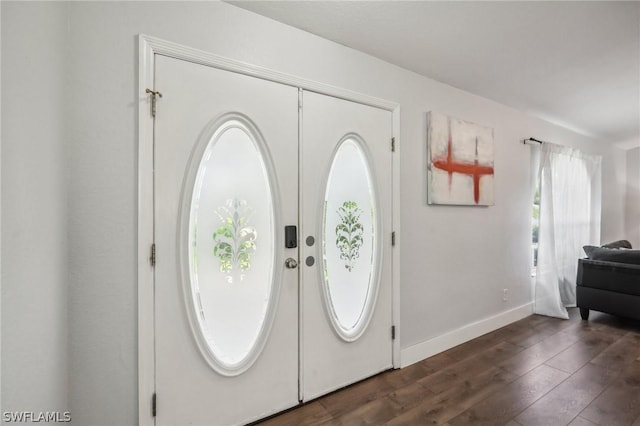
top-left (523, 137), bottom-right (545, 145)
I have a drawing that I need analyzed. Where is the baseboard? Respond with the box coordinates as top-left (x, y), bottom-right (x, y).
top-left (400, 303), bottom-right (533, 368)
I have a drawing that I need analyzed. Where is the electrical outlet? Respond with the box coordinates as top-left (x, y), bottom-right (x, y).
top-left (503, 288), bottom-right (508, 302)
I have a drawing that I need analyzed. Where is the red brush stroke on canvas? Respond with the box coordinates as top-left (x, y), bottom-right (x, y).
top-left (432, 118), bottom-right (494, 204)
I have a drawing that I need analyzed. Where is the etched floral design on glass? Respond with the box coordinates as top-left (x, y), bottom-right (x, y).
top-left (212, 198), bottom-right (257, 281)
top-left (322, 136), bottom-right (379, 339)
top-left (335, 201), bottom-right (364, 272)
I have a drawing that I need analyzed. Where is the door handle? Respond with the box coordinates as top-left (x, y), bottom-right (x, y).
top-left (285, 258), bottom-right (298, 269)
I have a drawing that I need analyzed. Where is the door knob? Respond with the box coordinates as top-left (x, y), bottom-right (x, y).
top-left (285, 258), bottom-right (298, 269)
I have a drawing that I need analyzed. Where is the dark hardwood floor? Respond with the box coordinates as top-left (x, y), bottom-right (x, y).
top-left (259, 308), bottom-right (640, 425)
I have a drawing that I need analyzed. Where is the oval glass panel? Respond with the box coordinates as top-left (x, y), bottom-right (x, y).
top-left (187, 117), bottom-right (276, 375)
top-left (322, 136), bottom-right (380, 341)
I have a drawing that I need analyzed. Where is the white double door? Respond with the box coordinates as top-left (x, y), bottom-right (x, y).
top-left (154, 55), bottom-right (393, 425)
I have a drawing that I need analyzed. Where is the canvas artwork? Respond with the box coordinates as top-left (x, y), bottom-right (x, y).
top-left (427, 112), bottom-right (495, 206)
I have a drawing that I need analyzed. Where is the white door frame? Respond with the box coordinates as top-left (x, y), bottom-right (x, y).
top-left (137, 34), bottom-right (401, 426)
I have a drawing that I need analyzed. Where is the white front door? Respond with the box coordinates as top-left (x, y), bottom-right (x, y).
top-left (154, 55), bottom-right (299, 425)
top-left (151, 54), bottom-right (395, 425)
top-left (300, 91), bottom-right (394, 401)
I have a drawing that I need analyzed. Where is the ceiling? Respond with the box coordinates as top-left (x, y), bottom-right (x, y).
top-left (230, 1), bottom-right (640, 149)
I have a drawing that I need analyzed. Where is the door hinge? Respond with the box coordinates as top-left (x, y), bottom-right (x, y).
top-left (391, 325), bottom-right (396, 340)
top-left (391, 137), bottom-right (396, 152)
top-left (152, 392), bottom-right (157, 417)
top-left (298, 90), bottom-right (303, 110)
top-left (150, 243), bottom-right (156, 266)
top-left (391, 231), bottom-right (396, 246)
top-left (145, 88), bottom-right (162, 118)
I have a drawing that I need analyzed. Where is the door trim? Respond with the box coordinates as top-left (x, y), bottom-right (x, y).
top-left (137, 34), bottom-right (401, 426)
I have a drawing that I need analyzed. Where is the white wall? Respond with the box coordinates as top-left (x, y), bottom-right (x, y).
top-left (1, 2), bottom-right (629, 425)
top-left (627, 147), bottom-right (640, 247)
top-left (0, 1), bottom-right (3, 416)
top-left (601, 146), bottom-right (628, 243)
top-left (1, 1), bottom-right (69, 416)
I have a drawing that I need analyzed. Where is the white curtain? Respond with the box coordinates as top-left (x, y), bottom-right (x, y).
top-left (533, 143), bottom-right (601, 319)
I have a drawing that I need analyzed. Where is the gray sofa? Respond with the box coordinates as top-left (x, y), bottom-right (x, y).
top-left (576, 240), bottom-right (640, 321)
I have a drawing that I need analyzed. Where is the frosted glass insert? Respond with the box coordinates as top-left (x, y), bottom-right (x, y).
top-left (322, 137), bottom-right (379, 340)
top-left (188, 119), bottom-right (275, 373)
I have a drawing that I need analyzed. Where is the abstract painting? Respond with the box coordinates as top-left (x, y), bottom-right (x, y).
top-left (427, 112), bottom-right (494, 206)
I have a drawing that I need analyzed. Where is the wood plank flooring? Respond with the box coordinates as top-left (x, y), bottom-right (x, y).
top-left (258, 308), bottom-right (640, 425)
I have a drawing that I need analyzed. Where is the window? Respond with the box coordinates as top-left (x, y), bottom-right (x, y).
top-left (531, 188), bottom-right (540, 276)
